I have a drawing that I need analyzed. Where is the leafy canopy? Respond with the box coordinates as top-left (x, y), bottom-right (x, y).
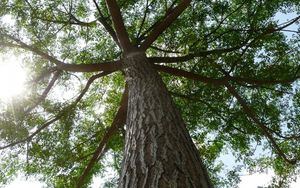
top-left (0, 0), bottom-right (300, 187)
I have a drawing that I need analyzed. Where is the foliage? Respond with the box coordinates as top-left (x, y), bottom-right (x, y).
top-left (0, 0), bottom-right (299, 187)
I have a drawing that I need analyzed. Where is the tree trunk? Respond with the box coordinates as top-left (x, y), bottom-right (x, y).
top-left (119, 51), bottom-right (213, 188)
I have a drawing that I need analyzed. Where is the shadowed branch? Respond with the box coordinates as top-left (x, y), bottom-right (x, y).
top-left (105, 0), bottom-right (134, 52)
top-left (154, 64), bottom-right (300, 87)
top-left (92, 0), bottom-right (120, 47)
top-left (149, 45), bottom-right (243, 63)
top-left (136, 0), bottom-right (151, 39)
top-left (225, 83), bottom-right (297, 164)
top-left (74, 71), bottom-right (113, 104)
top-left (154, 64), bottom-right (227, 85)
top-left (228, 75), bottom-right (300, 86)
top-left (140, 0), bottom-right (191, 50)
top-left (25, 70), bottom-right (62, 114)
top-left (76, 86), bottom-right (128, 188)
top-left (0, 117), bottom-right (61, 150)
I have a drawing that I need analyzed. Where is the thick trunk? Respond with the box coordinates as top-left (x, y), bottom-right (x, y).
top-left (119, 52), bottom-right (213, 188)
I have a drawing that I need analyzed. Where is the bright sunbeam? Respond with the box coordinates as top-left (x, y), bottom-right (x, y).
top-left (0, 54), bottom-right (26, 101)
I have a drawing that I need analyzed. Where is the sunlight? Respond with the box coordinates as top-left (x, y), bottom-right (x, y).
top-left (0, 54), bottom-right (26, 101)
top-left (0, 14), bottom-right (16, 27)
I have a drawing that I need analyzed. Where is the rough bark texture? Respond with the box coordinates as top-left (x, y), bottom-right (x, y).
top-left (119, 51), bottom-right (213, 188)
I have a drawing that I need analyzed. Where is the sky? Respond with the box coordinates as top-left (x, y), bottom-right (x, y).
top-left (1, 3), bottom-right (299, 188)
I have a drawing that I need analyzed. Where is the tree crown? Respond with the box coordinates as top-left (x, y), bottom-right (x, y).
top-left (0, 0), bottom-right (300, 187)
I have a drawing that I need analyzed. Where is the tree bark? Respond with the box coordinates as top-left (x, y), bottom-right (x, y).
top-left (119, 51), bottom-right (213, 188)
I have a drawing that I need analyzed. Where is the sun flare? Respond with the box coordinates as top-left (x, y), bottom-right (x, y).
top-left (0, 55), bottom-right (26, 101)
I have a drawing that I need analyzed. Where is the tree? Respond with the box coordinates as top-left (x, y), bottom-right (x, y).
top-left (0, 0), bottom-right (299, 187)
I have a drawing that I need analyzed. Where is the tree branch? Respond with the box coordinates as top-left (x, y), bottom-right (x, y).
top-left (0, 42), bottom-right (21, 48)
top-left (154, 64), bottom-right (227, 85)
top-left (135, 1), bottom-right (179, 44)
top-left (149, 54), bottom-right (194, 63)
top-left (74, 71), bottom-right (113, 104)
top-left (92, 0), bottom-right (120, 47)
top-left (229, 75), bottom-right (300, 86)
top-left (140, 0), bottom-right (191, 50)
top-left (57, 61), bottom-right (122, 73)
top-left (149, 15), bottom-right (298, 64)
top-left (152, 56), bottom-right (299, 88)
top-left (105, 0), bottom-right (134, 52)
top-left (24, 0), bottom-right (88, 28)
top-left (0, 72), bottom-right (111, 150)
top-left (0, 32), bottom-right (122, 72)
top-left (25, 70), bottom-right (62, 114)
top-left (190, 1), bottom-right (247, 48)
top-left (276, 15), bottom-right (300, 31)
top-left (149, 45), bottom-right (245, 63)
top-left (241, 15), bottom-right (300, 51)
top-left (225, 83), bottom-right (297, 164)
top-left (186, 15), bottom-right (300, 64)
top-left (149, 45), bottom-right (182, 54)
top-left (264, 126), bottom-right (300, 140)
top-left (28, 68), bottom-right (58, 85)
top-left (32, 15), bottom-right (97, 27)
top-left (170, 91), bottom-right (249, 135)
top-left (76, 86), bottom-right (128, 187)
top-left (0, 116), bottom-right (61, 150)
top-left (136, 0), bottom-right (150, 39)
